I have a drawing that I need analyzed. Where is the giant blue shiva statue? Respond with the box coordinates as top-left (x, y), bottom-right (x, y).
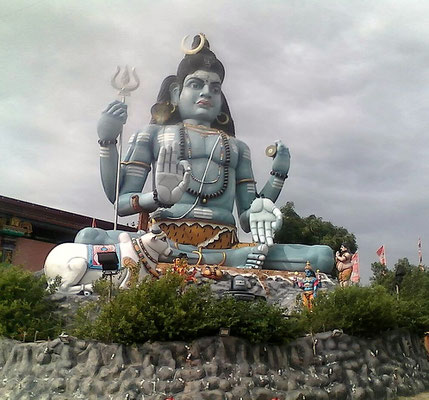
top-left (80, 34), bottom-right (333, 272)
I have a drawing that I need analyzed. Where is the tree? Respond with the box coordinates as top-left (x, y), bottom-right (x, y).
top-left (371, 258), bottom-right (414, 293)
top-left (370, 261), bottom-right (394, 288)
top-left (274, 202), bottom-right (357, 253)
top-left (393, 258), bottom-right (413, 290)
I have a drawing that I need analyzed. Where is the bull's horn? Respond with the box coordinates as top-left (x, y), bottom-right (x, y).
top-left (150, 224), bottom-right (162, 235)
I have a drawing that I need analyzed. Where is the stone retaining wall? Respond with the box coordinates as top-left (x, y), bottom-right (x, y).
top-left (0, 330), bottom-right (428, 400)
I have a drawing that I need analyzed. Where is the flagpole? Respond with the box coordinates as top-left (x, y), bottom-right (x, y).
top-left (384, 244), bottom-right (387, 267)
top-left (351, 250), bottom-right (360, 284)
top-left (420, 239), bottom-right (423, 266)
top-left (418, 237), bottom-right (423, 270)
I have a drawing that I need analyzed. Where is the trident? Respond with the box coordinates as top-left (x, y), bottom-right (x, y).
top-left (111, 66), bottom-right (140, 230)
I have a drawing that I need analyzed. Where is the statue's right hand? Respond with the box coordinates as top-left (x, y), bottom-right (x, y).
top-left (155, 144), bottom-right (191, 206)
top-left (97, 100), bottom-right (128, 140)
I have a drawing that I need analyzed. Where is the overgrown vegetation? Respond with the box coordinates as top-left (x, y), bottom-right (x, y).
top-left (299, 285), bottom-right (400, 337)
top-left (214, 296), bottom-right (302, 344)
top-left (74, 263), bottom-right (429, 343)
top-left (299, 258), bottom-right (429, 337)
top-left (0, 263), bottom-right (62, 341)
top-left (74, 273), bottom-right (302, 345)
top-left (373, 259), bottom-right (429, 335)
top-left (1, 256), bottom-right (429, 345)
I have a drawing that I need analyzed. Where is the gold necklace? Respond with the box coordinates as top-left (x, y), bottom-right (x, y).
top-left (183, 123), bottom-right (224, 135)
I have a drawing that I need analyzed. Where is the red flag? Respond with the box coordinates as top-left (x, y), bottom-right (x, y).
top-left (91, 218), bottom-right (97, 228)
top-left (351, 251), bottom-right (360, 283)
top-left (418, 238), bottom-right (423, 266)
top-left (376, 245), bottom-right (386, 265)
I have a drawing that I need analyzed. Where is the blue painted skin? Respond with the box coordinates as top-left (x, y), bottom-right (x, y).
top-left (75, 228), bottom-right (332, 271)
top-left (82, 41), bottom-right (334, 273)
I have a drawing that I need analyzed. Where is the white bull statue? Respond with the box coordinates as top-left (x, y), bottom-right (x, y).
top-left (44, 226), bottom-right (172, 295)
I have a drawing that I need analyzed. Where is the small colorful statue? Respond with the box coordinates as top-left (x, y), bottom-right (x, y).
top-left (335, 244), bottom-right (354, 287)
top-left (294, 261), bottom-right (321, 310)
top-left (172, 253), bottom-right (197, 283)
top-left (201, 265), bottom-right (223, 280)
top-left (173, 253), bottom-right (187, 274)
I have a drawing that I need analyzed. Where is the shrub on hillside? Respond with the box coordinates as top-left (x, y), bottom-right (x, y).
top-left (395, 268), bottom-right (429, 334)
top-left (0, 263), bottom-right (62, 340)
top-left (74, 273), bottom-right (301, 345)
top-left (370, 259), bottom-right (429, 335)
top-left (298, 285), bottom-right (400, 337)
top-left (212, 296), bottom-right (303, 344)
top-left (73, 264), bottom-right (429, 344)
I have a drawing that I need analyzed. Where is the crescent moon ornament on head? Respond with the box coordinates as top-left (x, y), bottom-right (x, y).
top-left (181, 33), bottom-right (206, 55)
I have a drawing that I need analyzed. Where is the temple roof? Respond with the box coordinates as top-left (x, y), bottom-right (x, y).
top-left (0, 195), bottom-right (135, 243)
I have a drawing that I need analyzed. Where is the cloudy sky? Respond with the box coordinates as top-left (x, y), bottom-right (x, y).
top-left (2, 0), bottom-right (429, 282)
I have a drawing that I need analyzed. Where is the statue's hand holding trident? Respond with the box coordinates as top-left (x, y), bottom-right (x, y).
top-left (98, 66), bottom-right (190, 228)
top-left (98, 66), bottom-right (140, 141)
top-left (98, 66), bottom-right (140, 229)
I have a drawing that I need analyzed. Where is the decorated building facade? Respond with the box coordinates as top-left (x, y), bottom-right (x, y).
top-left (0, 195), bottom-right (135, 271)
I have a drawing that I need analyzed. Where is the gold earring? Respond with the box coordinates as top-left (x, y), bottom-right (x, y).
top-left (151, 102), bottom-right (176, 124)
top-left (216, 112), bottom-right (229, 125)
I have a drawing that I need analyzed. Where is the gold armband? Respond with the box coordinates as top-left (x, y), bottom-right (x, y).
top-left (236, 178), bottom-right (256, 185)
top-left (121, 161), bottom-right (151, 169)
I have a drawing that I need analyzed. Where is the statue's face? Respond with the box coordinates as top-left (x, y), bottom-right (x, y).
top-left (305, 269), bottom-right (312, 277)
top-left (178, 70), bottom-right (222, 123)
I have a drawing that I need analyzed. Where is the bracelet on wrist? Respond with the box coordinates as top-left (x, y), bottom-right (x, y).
top-left (153, 189), bottom-right (173, 209)
top-left (131, 195), bottom-right (144, 212)
top-left (98, 139), bottom-right (118, 146)
top-left (270, 170), bottom-right (288, 179)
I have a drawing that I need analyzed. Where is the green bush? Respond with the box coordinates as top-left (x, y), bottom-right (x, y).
top-left (369, 259), bottom-right (429, 335)
top-left (395, 268), bottom-right (429, 334)
top-left (213, 296), bottom-right (303, 344)
top-left (0, 263), bottom-right (62, 340)
top-left (73, 261), bottom-right (429, 344)
top-left (74, 272), bottom-right (300, 345)
top-left (92, 276), bottom-right (122, 301)
top-left (295, 262), bottom-right (429, 338)
top-left (299, 285), bottom-right (400, 337)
